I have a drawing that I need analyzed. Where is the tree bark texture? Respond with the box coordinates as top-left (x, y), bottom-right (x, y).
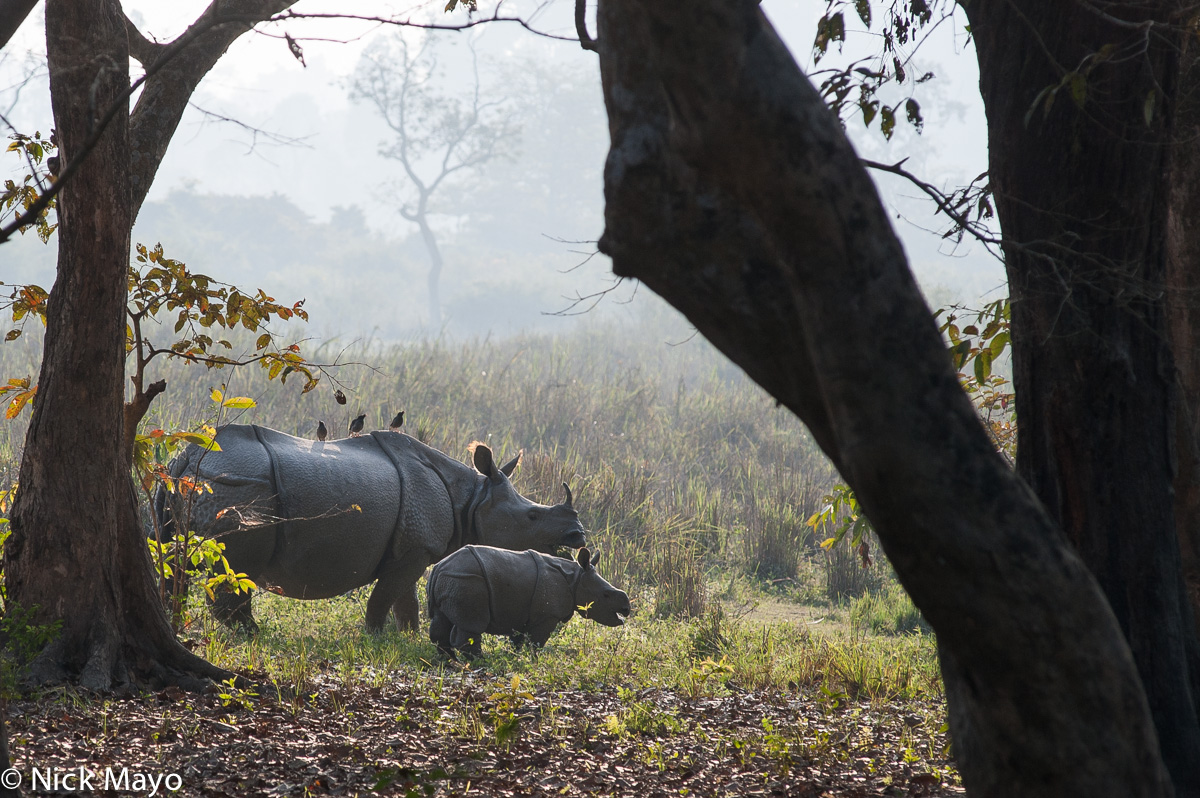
top-left (1165, 15), bottom-right (1200, 714)
top-left (594, 0), bottom-right (1172, 795)
top-left (6, 0), bottom-right (227, 690)
top-left (963, 2), bottom-right (1200, 793)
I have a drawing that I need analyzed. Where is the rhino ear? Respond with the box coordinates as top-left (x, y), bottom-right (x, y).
top-left (577, 547), bottom-right (592, 570)
top-left (590, 550), bottom-right (601, 570)
top-left (499, 449), bottom-right (522, 478)
top-left (470, 442), bottom-right (502, 482)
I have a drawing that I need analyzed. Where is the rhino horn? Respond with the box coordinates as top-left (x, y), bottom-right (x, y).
top-left (499, 450), bottom-right (522, 478)
top-left (562, 481), bottom-right (574, 509)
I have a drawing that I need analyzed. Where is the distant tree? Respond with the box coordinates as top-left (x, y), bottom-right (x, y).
top-left (350, 33), bottom-right (518, 328)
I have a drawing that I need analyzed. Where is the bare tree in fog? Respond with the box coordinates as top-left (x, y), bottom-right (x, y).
top-left (350, 33), bottom-right (518, 328)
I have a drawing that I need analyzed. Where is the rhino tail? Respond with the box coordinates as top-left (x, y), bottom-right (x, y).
top-left (152, 452), bottom-right (194, 541)
top-left (152, 480), bottom-right (171, 540)
top-left (426, 567), bottom-right (440, 618)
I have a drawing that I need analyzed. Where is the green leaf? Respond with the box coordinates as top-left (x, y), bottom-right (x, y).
top-left (854, 0), bottom-right (871, 27)
top-left (988, 331), bottom-right (1010, 358)
top-left (880, 106), bottom-right (896, 140)
top-left (1025, 84), bottom-right (1055, 128)
top-left (5, 329), bottom-right (20, 341)
top-left (255, 333), bottom-right (271, 351)
top-left (949, 340), bottom-right (972, 370)
top-left (904, 98), bottom-right (923, 133)
top-left (860, 99), bottom-right (878, 127)
top-left (175, 432), bottom-right (221, 451)
top-left (1069, 73), bottom-right (1086, 108)
top-left (974, 347), bottom-right (994, 384)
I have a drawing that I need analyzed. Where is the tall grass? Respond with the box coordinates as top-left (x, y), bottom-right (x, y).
top-left (0, 314), bottom-right (844, 609)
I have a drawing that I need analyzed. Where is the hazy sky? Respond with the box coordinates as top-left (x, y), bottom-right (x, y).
top-left (1, 1), bottom-right (1004, 337)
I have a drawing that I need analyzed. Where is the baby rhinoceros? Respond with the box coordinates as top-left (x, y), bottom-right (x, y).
top-left (427, 545), bottom-right (630, 658)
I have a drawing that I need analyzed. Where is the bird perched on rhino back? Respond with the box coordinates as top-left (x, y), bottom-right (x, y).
top-left (317, 420), bottom-right (328, 441)
top-left (349, 413), bottom-right (366, 437)
top-left (389, 411), bottom-right (405, 432)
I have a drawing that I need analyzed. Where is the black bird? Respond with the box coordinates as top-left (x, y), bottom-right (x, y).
top-left (389, 411), bottom-right (405, 432)
top-left (317, 420), bottom-right (328, 441)
top-left (349, 413), bottom-right (366, 437)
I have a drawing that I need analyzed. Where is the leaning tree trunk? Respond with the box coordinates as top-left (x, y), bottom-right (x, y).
top-left (1165, 24), bottom-right (1200, 716)
top-left (5, 0), bottom-right (228, 690)
top-left (963, 3), bottom-right (1200, 793)
top-left (594, 0), bottom-right (1171, 795)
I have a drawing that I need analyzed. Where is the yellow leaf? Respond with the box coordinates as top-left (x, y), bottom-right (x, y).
top-left (210, 388), bottom-right (223, 403)
top-left (5, 389), bottom-right (35, 419)
top-left (221, 396), bottom-right (257, 409)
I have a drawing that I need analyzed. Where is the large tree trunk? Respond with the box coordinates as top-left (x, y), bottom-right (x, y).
top-left (963, 3), bottom-right (1200, 793)
top-left (1165, 20), bottom-right (1200, 714)
top-left (5, 0), bottom-right (228, 690)
top-left (595, 0), bottom-right (1172, 795)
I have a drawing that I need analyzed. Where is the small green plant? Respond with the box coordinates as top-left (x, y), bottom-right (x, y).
top-left (685, 656), bottom-right (734, 697)
top-left (486, 675), bottom-right (536, 746)
top-left (147, 533), bottom-right (256, 601)
top-left (817, 683), bottom-right (850, 713)
top-left (606, 687), bottom-right (685, 737)
top-left (759, 717), bottom-right (795, 775)
top-left (216, 676), bottom-right (258, 710)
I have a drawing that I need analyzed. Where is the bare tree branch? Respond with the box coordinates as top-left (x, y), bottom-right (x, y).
top-left (575, 0), bottom-right (598, 52)
top-left (187, 101), bottom-right (315, 153)
top-left (269, 7), bottom-right (582, 45)
top-left (861, 157), bottom-right (1002, 258)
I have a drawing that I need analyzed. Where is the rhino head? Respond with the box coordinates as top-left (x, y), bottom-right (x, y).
top-left (470, 443), bottom-right (587, 552)
top-left (573, 548), bottom-right (631, 627)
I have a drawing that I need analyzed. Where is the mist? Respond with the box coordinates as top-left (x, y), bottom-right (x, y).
top-left (1, 0), bottom-right (1004, 345)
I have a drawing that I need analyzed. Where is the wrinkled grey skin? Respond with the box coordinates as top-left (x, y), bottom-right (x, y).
top-left (427, 545), bottom-right (631, 658)
top-left (156, 424), bottom-right (586, 633)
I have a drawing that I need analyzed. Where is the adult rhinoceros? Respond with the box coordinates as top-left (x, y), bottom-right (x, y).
top-left (155, 424), bottom-right (585, 633)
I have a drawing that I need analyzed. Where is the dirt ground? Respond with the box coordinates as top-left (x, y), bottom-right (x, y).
top-left (5, 668), bottom-right (962, 797)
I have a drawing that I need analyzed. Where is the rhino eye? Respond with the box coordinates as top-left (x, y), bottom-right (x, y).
top-left (527, 509), bottom-right (540, 521)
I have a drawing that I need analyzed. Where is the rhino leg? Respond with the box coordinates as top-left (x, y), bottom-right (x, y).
top-left (392, 587), bottom-right (421, 632)
top-left (525, 618), bottom-right (560, 648)
top-left (429, 613), bottom-right (455, 658)
top-left (210, 587), bottom-right (259, 635)
top-left (365, 558), bottom-right (429, 632)
top-left (450, 625), bottom-right (483, 658)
